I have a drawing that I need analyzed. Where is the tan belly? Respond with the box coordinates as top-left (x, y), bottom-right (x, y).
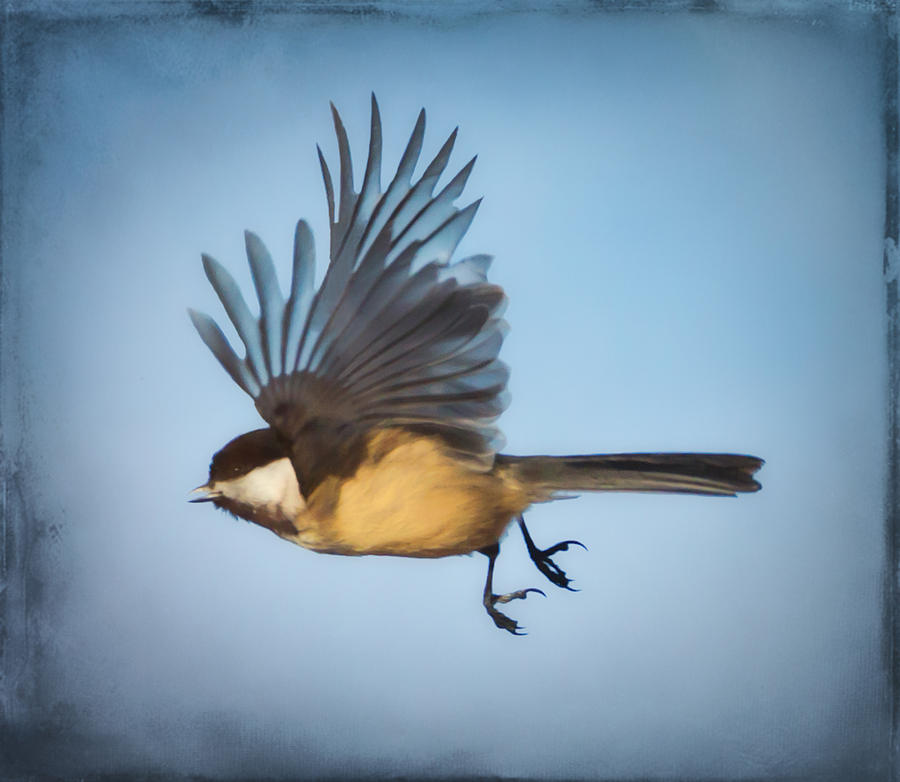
top-left (287, 432), bottom-right (527, 557)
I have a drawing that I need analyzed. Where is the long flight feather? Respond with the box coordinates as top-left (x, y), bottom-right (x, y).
top-left (244, 231), bottom-right (284, 378)
top-left (188, 308), bottom-right (261, 397)
top-left (333, 94), bottom-right (383, 266)
top-left (330, 102), bottom-right (355, 231)
top-left (283, 220), bottom-right (316, 373)
top-left (356, 108), bottom-right (426, 260)
top-left (201, 254), bottom-right (268, 386)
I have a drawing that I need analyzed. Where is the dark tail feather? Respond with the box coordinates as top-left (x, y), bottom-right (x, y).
top-left (499, 452), bottom-right (764, 500)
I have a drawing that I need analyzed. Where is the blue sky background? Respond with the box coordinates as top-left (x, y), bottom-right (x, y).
top-left (1, 6), bottom-right (889, 779)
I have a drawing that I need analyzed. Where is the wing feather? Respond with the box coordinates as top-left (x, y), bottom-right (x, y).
top-left (331, 102), bottom-right (355, 229)
top-left (245, 231), bottom-right (285, 378)
top-left (188, 308), bottom-right (261, 397)
top-left (348, 326), bottom-right (507, 399)
top-left (316, 146), bottom-right (336, 226)
top-left (282, 220), bottom-right (316, 373)
top-left (355, 108), bottom-right (425, 260)
top-left (201, 254), bottom-right (268, 386)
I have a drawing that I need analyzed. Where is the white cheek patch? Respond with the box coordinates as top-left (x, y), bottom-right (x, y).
top-left (217, 458), bottom-right (306, 516)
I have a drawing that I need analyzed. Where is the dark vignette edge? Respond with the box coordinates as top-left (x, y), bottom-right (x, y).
top-left (884, 4), bottom-right (900, 782)
top-left (0, 1), bottom-right (896, 780)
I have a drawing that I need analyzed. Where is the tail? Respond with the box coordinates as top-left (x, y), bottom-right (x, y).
top-left (497, 452), bottom-right (764, 501)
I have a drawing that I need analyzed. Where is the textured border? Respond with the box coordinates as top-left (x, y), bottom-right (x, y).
top-left (883, 7), bottom-right (900, 782)
top-left (0, 1), bottom-right (897, 780)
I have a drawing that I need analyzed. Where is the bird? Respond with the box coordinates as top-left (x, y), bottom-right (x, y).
top-left (188, 95), bottom-right (763, 635)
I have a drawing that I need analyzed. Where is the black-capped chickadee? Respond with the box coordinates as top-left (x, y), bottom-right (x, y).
top-left (189, 96), bottom-right (763, 634)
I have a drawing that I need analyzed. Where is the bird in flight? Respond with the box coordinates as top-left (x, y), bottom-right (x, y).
top-left (188, 95), bottom-right (763, 634)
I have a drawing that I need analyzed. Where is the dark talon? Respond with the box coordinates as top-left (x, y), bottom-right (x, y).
top-left (518, 516), bottom-right (586, 591)
top-left (485, 603), bottom-right (527, 634)
top-left (494, 587), bottom-right (545, 604)
top-left (543, 539), bottom-right (588, 556)
top-left (479, 542), bottom-right (543, 635)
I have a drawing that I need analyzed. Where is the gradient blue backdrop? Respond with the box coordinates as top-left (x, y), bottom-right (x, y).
top-left (1, 5), bottom-right (888, 779)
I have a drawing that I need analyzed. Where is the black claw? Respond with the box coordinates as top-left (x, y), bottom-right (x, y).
top-left (543, 539), bottom-right (588, 556)
top-left (518, 518), bottom-right (587, 591)
top-left (486, 605), bottom-right (527, 635)
top-left (486, 588), bottom-right (545, 633)
top-left (493, 586), bottom-right (545, 604)
top-left (531, 552), bottom-right (580, 590)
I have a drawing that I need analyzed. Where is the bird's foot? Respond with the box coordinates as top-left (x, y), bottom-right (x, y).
top-left (484, 587), bottom-right (545, 635)
top-left (530, 539), bottom-right (587, 590)
top-left (519, 517), bottom-right (587, 591)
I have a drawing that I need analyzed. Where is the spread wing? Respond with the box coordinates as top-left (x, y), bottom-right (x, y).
top-left (189, 95), bottom-right (509, 497)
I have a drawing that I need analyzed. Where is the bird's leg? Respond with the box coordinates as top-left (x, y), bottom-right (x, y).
top-left (518, 514), bottom-right (586, 591)
top-left (479, 542), bottom-right (545, 635)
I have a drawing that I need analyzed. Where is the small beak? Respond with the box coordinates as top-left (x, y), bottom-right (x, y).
top-left (188, 484), bottom-right (218, 503)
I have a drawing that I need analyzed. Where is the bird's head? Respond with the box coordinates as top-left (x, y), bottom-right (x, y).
top-left (189, 428), bottom-right (303, 532)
